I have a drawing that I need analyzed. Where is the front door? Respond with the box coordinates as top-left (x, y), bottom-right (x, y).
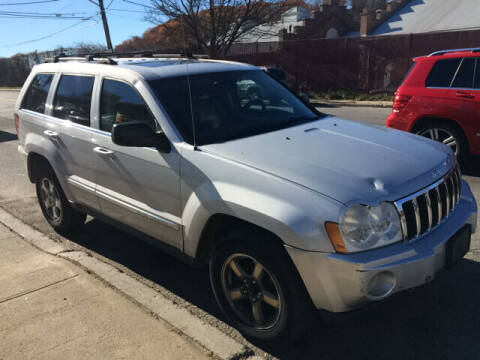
top-left (93, 78), bottom-right (182, 249)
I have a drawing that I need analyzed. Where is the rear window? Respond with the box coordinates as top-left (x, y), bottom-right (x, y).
top-left (400, 63), bottom-right (417, 86)
top-left (53, 75), bottom-right (94, 126)
top-left (21, 73), bottom-right (53, 113)
top-left (451, 58), bottom-right (476, 88)
top-left (426, 58), bottom-right (461, 88)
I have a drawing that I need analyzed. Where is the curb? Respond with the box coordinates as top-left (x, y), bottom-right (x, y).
top-left (0, 207), bottom-right (264, 360)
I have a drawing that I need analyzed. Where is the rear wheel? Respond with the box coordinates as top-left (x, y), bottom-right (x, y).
top-left (415, 123), bottom-right (468, 163)
top-left (209, 228), bottom-right (315, 341)
top-left (36, 168), bottom-right (86, 234)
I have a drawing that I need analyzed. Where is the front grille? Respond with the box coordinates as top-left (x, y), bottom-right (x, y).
top-left (395, 166), bottom-right (462, 241)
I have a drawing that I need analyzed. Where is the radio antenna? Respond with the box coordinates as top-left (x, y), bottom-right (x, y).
top-left (180, 16), bottom-right (197, 149)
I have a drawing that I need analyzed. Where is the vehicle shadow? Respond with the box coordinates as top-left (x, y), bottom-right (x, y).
top-left (0, 130), bottom-right (17, 143)
top-left (64, 217), bottom-right (480, 360)
top-left (462, 155), bottom-right (480, 177)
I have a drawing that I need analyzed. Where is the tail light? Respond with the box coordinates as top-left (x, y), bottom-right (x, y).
top-left (14, 113), bottom-right (19, 137)
top-left (393, 94), bottom-right (412, 113)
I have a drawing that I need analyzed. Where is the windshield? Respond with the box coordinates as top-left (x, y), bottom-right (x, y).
top-left (148, 70), bottom-right (321, 145)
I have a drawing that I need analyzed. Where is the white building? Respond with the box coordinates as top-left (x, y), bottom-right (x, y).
top-left (237, 6), bottom-right (312, 43)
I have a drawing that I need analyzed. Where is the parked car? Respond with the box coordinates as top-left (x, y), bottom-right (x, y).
top-left (387, 47), bottom-right (480, 163)
top-left (15, 54), bottom-right (477, 341)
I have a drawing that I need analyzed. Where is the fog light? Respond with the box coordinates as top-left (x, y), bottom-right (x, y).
top-left (366, 271), bottom-right (396, 299)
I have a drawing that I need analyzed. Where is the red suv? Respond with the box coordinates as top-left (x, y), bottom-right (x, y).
top-left (387, 48), bottom-right (480, 163)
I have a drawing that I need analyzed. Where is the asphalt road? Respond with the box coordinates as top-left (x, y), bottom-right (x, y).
top-left (1, 91), bottom-right (480, 359)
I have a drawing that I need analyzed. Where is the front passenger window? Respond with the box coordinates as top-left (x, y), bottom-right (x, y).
top-left (100, 79), bottom-right (156, 132)
top-left (53, 75), bottom-right (94, 126)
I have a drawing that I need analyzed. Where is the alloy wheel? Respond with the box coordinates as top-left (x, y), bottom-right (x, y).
top-left (221, 253), bottom-right (283, 330)
top-left (417, 128), bottom-right (458, 155)
top-left (39, 178), bottom-right (63, 222)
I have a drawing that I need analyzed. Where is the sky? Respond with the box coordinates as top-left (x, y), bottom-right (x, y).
top-left (0, 0), bottom-right (158, 57)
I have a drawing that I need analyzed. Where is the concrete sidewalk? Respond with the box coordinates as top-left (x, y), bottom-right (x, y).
top-left (0, 223), bottom-right (210, 360)
top-left (311, 99), bottom-right (393, 108)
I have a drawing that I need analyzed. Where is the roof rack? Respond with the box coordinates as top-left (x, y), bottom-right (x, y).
top-left (428, 47), bottom-right (480, 57)
top-left (45, 55), bottom-right (118, 64)
top-left (44, 49), bottom-right (208, 64)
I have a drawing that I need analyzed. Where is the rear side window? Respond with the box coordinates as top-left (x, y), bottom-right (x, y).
top-left (451, 58), bottom-right (476, 88)
top-left (21, 73), bottom-right (53, 113)
top-left (99, 79), bottom-right (156, 132)
top-left (53, 75), bottom-right (94, 126)
top-left (426, 58), bottom-right (461, 88)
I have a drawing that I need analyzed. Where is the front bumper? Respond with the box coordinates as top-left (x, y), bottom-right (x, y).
top-left (286, 180), bottom-right (477, 313)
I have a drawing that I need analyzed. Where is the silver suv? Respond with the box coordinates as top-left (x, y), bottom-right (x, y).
top-left (15, 55), bottom-right (478, 341)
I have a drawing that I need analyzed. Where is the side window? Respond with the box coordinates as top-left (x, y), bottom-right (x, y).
top-left (451, 58), bottom-right (475, 88)
top-left (53, 75), bottom-right (94, 126)
top-left (426, 58), bottom-right (461, 88)
top-left (475, 59), bottom-right (480, 89)
top-left (100, 79), bottom-right (156, 133)
top-left (146, 77), bottom-right (192, 143)
top-left (21, 73), bottom-right (53, 113)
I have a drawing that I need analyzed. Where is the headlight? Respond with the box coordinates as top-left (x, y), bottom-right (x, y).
top-left (329, 202), bottom-right (402, 253)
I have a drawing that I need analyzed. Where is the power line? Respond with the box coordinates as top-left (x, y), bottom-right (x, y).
top-left (108, 7), bottom-right (146, 13)
top-left (121, 0), bottom-right (157, 10)
top-left (0, 0), bottom-right (59, 5)
top-left (0, 10), bottom-right (93, 19)
top-left (4, 19), bottom-right (97, 47)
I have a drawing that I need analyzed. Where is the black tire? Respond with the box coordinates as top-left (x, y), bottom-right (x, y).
top-left (36, 166), bottom-right (86, 235)
top-left (209, 228), bottom-right (315, 342)
top-left (415, 122), bottom-right (469, 164)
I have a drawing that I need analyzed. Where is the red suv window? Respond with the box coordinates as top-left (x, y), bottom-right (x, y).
top-left (475, 59), bottom-right (480, 89)
top-left (426, 58), bottom-right (461, 87)
top-left (451, 58), bottom-right (476, 88)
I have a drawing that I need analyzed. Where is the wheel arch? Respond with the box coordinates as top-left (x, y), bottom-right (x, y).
top-left (26, 150), bottom-right (74, 202)
top-left (27, 152), bottom-right (52, 183)
top-left (411, 116), bottom-right (470, 150)
top-left (195, 213), bottom-right (285, 264)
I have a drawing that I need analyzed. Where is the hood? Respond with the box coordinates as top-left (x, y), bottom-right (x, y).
top-left (201, 117), bottom-right (456, 205)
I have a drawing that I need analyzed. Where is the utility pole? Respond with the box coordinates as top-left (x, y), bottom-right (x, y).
top-left (97, 0), bottom-right (113, 51)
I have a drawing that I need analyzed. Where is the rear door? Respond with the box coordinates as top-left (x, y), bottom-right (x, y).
top-left (92, 78), bottom-right (182, 249)
top-left (473, 59), bottom-right (480, 153)
top-left (444, 57), bottom-right (480, 153)
top-left (47, 73), bottom-right (101, 210)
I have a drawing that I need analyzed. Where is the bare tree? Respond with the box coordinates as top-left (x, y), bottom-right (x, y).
top-left (148, 0), bottom-right (290, 58)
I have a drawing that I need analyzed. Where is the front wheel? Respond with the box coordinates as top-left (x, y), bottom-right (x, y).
top-left (36, 170), bottom-right (86, 234)
top-left (209, 229), bottom-right (315, 341)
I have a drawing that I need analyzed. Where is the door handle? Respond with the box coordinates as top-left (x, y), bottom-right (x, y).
top-left (43, 130), bottom-right (59, 139)
top-left (455, 91), bottom-right (475, 99)
top-left (93, 147), bottom-right (114, 156)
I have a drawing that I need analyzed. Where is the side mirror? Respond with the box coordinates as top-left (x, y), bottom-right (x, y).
top-left (111, 121), bottom-right (171, 153)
